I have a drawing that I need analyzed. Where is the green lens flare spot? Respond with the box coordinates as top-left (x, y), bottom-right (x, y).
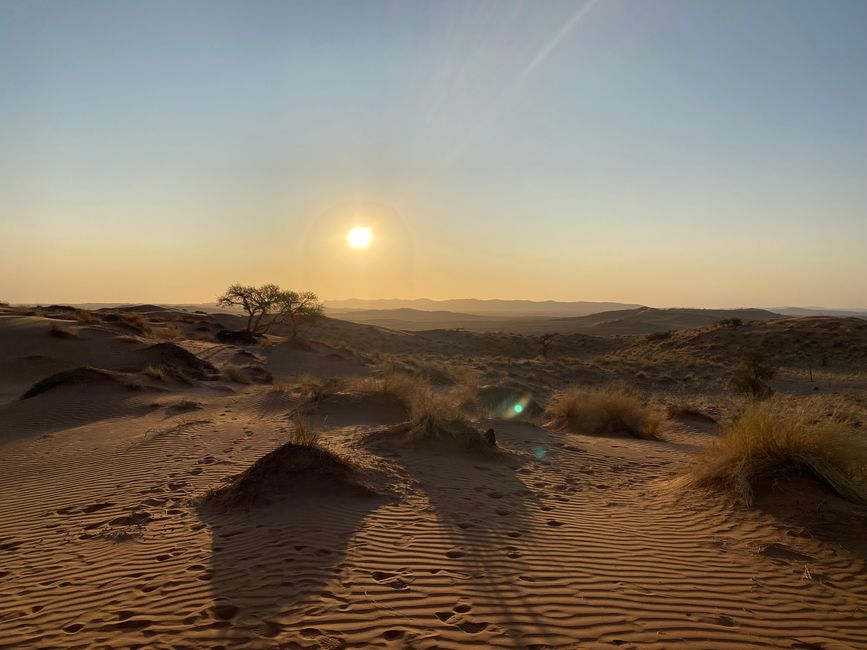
top-left (513, 404), bottom-right (523, 414)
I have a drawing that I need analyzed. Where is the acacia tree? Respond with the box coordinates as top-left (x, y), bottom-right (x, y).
top-left (266, 290), bottom-right (323, 337)
top-left (539, 333), bottom-right (556, 359)
top-left (217, 284), bottom-right (323, 337)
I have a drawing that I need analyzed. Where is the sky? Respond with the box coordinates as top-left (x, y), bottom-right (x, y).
top-left (1, 0), bottom-right (866, 308)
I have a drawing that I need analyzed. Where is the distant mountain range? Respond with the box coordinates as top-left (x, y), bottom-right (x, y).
top-left (20, 300), bottom-right (867, 336)
top-left (324, 298), bottom-right (643, 318)
top-left (329, 306), bottom-right (787, 336)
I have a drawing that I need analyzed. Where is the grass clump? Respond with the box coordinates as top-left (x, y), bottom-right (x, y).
top-left (144, 364), bottom-right (167, 381)
top-left (161, 323), bottom-right (184, 340)
top-left (48, 322), bottom-right (77, 339)
top-left (685, 397), bottom-right (867, 505)
top-left (289, 416), bottom-right (319, 446)
top-left (73, 309), bottom-right (96, 323)
top-left (223, 366), bottom-right (252, 384)
top-left (374, 371), bottom-right (461, 423)
top-left (545, 384), bottom-right (664, 439)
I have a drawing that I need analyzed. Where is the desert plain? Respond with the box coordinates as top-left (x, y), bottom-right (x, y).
top-left (1, 302), bottom-right (866, 650)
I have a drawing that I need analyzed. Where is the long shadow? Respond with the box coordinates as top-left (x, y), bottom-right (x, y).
top-left (363, 420), bottom-right (553, 647)
top-left (198, 490), bottom-right (386, 647)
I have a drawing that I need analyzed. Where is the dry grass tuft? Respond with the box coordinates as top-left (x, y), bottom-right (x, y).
top-left (289, 416), bottom-right (319, 446)
top-left (349, 372), bottom-right (461, 423)
top-left (684, 397), bottom-right (867, 505)
top-left (144, 364), bottom-right (167, 381)
top-left (48, 322), bottom-right (77, 339)
top-left (161, 323), bottom-right (184, 340)
top-left (223, 366), bottom-right (252, 384)
top-left (545, 384), bottom-right (664, 439)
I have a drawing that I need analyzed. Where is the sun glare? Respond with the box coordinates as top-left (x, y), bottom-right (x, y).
top-left (347, 226), bottom-right (373, 249)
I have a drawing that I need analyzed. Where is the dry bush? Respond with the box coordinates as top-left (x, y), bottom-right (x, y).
top-left (545, 383), bottom-right (664, 439)
top-left (289, 416), bottom-right (319, 446)
top-left (73, 309), bottom-right (96, 323)
top-left (144, 364), bottom-right (167, 381)
top-left (295, 373), bottom-right (330, 400)
top-left (161, 323), bottom-right (184, 340)
top-left (173, 399), bottom-right (203, 411)
top-left (119, 311), bottom-right (151, 334)
top-left (379, 372), bottom-right (461, 423)
top-left (223, 366), bottom-right (252, 384)
top-left (342, 371), bottom-right (464, 423)
top-left (48, 322), bottom-right (76, 339)
top-left (685, 397), bottom-right (867, 505)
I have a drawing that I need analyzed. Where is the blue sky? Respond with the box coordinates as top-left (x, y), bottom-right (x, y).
top-left (1, 0), bottom-right (865, 306)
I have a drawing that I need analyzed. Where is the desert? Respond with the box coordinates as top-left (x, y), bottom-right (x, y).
top-left (3, 1), bottom-right (867, 647)
top-left (1, 300), bottom-right (866, 649)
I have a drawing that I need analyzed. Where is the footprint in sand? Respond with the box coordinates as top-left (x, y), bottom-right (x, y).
top-left (371, 571), bottom-right (409, 590)
top-left (211, 603), bottom-right (239, 621)
top-left (82, 502), bottom-right (115, 513)
top-left (758, 543), bottom-right (813, 562)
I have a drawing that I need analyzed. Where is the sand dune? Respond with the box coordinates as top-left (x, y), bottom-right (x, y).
top-left (1, 304), bottom-right (866, 649)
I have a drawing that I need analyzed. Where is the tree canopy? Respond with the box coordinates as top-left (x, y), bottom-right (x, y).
top-left (217, 284), bottom-right (323, 336)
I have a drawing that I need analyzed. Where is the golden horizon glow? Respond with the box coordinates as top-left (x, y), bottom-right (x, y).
top-left (346, 226), bottom-right (373, 250)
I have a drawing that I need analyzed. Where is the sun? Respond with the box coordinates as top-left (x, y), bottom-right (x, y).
top-left (346, 226), bottom-right (373, 249)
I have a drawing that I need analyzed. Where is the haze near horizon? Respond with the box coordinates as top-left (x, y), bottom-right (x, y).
top-left (1, 0), bottom-right (865, 307)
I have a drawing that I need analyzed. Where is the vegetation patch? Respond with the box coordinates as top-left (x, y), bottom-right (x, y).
top-left (545, 384), bottom-right (664, 440)
top-left (685, 397), bottom-right (867, 505)
top-left (48, 322), bottom-right (77, 339)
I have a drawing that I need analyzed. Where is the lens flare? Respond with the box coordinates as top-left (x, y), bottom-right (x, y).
top-left (347, 226), bottom-right (373, 249)
top-left (513, 403), bottom-right (524, 414)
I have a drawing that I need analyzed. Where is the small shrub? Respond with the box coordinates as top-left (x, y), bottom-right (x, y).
top-left (73, 309), bottom-right (96, 323)
top-left (718, 318), bottom-right (744, 329)
top-left (48, 323), bottom-right (76, 339)
top-left (730, 352), bottom-right (777, 399)
top-left (117, 311), bottom-right (151, 334)
top-left (685, 398), bottom-right (867, 505)
top-left (545, 384), bottom-right (664, 439)
top-left (161, 323), bottom-right (184, 340)
top-left (144, 364), bottom-right (167, 381)
top-left (223, 366), bottom-right (252, 384)
top-left (173, 399), bottom-right (203, 411)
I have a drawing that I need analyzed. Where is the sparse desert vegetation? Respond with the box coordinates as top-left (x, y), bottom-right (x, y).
top-left (685, 397), bottom-right (867, 505)
top-left (545, 383), bottom-right (665, 439)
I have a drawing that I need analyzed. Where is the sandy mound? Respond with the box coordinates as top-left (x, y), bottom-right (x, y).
top-left (131, 343), bottom-right (219, 380)
top-left (204, 443), bottom-right (377, 508)
top-left (20, 367), bottom-right (144, 400)
top-left (475, 385), bottom-right (543, 420)
top-left (2, 367), bottom-right (157, 439)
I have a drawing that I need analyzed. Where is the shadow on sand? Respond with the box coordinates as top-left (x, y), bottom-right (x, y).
top-left (199, 490), bottom-right (387, 648)
top-left (361, 419), bottom-right (553, 646)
